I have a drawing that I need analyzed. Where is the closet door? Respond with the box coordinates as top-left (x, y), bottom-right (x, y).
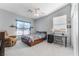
top-left (0, 32), bottom-right (5, 56)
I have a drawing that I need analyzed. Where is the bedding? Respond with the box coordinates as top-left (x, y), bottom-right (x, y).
top-left (21, 31), bottom-right (47, 46)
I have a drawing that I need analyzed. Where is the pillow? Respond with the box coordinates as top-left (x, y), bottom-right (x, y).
top-left (40, 33), bottom-right (45, 38)
top-left (21, 35), bottom-right (29, 40)
top-left (36, 33), bottom-right (45, 38)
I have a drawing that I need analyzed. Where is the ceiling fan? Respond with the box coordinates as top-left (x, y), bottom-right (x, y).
top-left (27, 8), bottom-right (45, 17)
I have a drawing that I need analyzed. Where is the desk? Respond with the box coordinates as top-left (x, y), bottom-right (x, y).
top-left (54, 34), bottom-right (67, 47)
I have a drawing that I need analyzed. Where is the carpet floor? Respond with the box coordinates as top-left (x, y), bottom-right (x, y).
top-left (5, 40), bottom-right (74, 56)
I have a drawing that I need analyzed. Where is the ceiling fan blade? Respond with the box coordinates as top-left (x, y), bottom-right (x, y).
top-left (28, 9), bottom-right (33, 13)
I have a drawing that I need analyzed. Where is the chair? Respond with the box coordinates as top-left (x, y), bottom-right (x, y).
top-left (4, 31), bottom-right (16, 47)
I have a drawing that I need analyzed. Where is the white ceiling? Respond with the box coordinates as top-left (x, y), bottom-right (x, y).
top-left (0, 3), bottom-right (68, 19)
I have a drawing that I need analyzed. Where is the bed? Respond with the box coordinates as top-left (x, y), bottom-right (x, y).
top-left (21, 31), bottom-right (47, 46)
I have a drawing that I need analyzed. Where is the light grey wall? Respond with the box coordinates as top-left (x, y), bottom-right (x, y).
top-left (71, 3), bottom-right (78, 56)
top-left (35, 14), bottom-right (53, 34)
top-left (35, 4), bottom-right (71, 33)
top-left (78, 3), bottom-right (79, 56)
top-left (34, 4), bottom-right (71, 46)
top-left (0, 9), bottom-right (35, 36)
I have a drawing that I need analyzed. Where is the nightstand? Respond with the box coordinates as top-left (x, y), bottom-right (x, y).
top-left (47, 34), bottom-right (54, 43)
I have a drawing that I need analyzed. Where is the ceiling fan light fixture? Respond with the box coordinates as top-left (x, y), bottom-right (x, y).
top-left (34, 13), bottom-right (40, 16)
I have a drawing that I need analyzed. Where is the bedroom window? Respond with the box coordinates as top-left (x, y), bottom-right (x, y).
top-left (16, 20), bottom-right (31, 35)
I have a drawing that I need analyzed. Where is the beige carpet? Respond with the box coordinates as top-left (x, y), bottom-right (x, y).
top-left (5, 40), bottom-right (74, 56)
